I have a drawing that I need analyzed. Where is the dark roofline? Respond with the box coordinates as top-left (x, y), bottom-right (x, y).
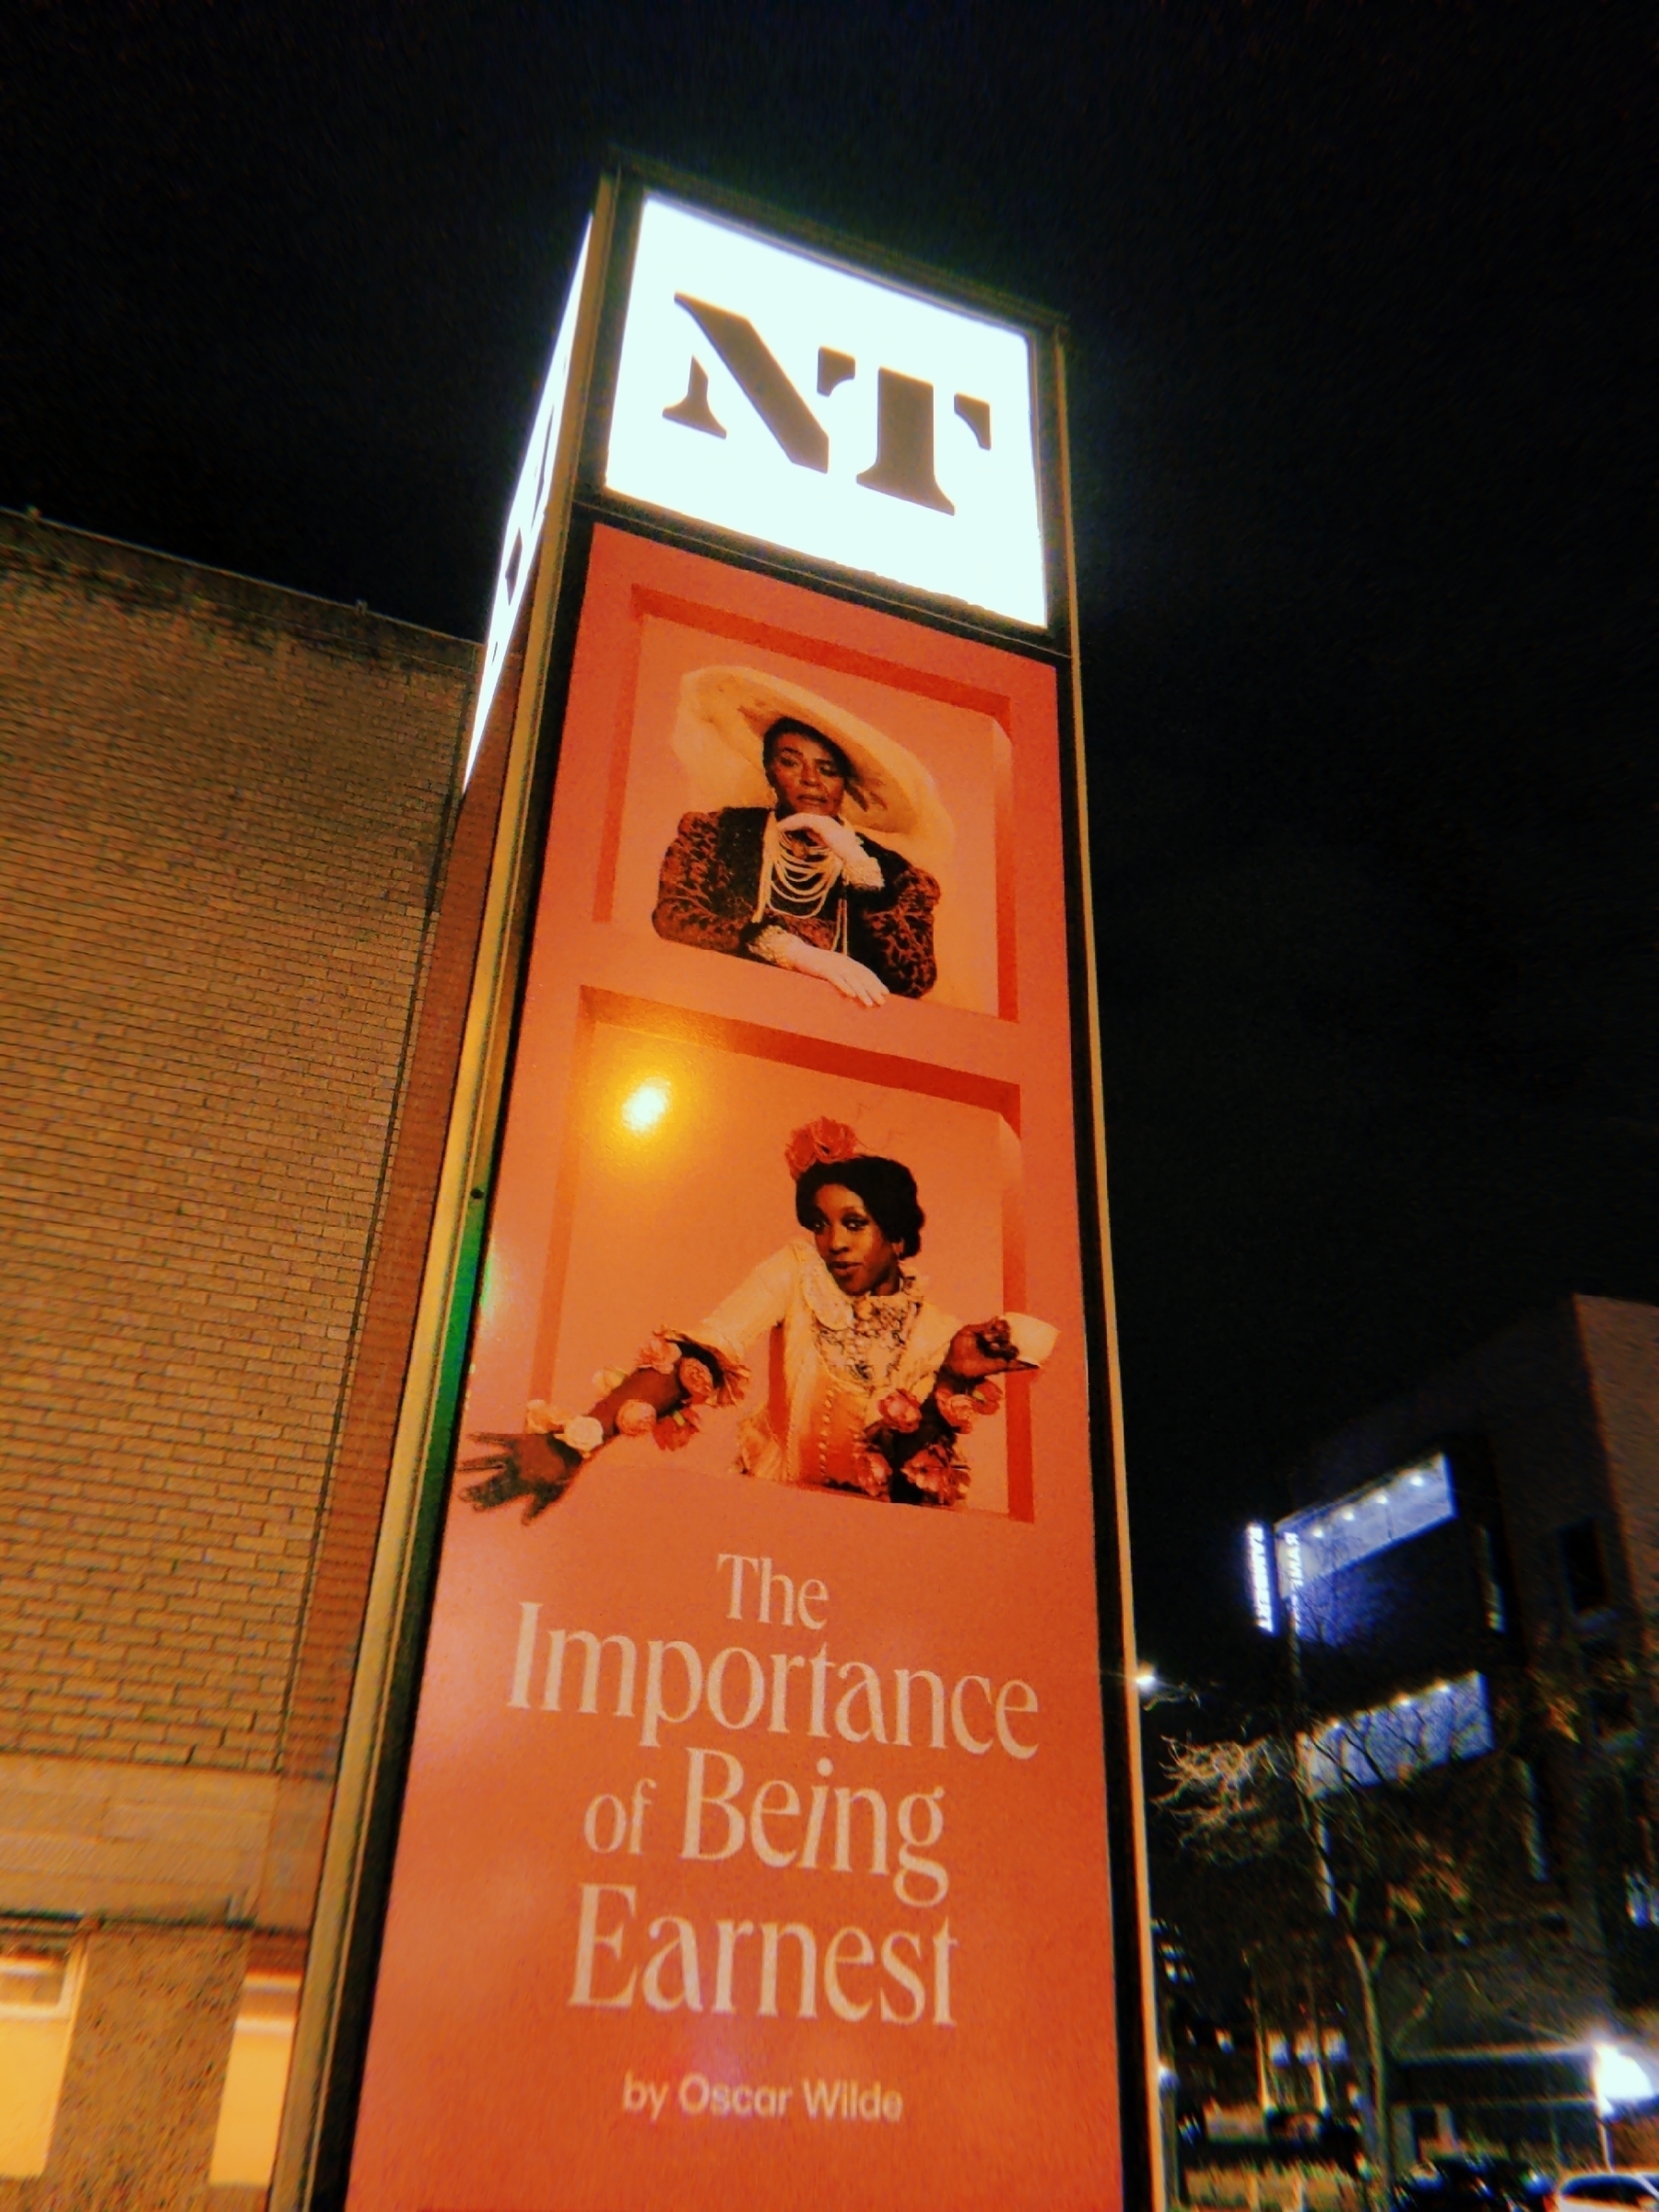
top-left (0, 506), bottom-right (482, 677)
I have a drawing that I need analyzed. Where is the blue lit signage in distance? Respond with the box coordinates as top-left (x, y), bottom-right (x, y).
top-left (605, 196), bottom-right (1047, 629)
top-left (1246, 1523), bottom-right (1276, 1633)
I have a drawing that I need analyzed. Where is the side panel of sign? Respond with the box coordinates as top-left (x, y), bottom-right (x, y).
top-left (345, 523), bottom-right (1120, 2212)
top-left (467, 222), bottom-right (593, 778)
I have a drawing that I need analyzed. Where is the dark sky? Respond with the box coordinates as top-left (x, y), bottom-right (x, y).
top-left (7, 1), bottom-right (1653, 1686)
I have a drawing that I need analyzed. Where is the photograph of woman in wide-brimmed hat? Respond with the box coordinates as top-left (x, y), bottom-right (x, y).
top-left (462, 1116), bottom-right (1056, 1522)
top-left (651, 666), bottom-right (954, 1006)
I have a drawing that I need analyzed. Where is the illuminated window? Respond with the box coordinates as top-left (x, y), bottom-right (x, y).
top-left (1300, 1671), bottom-right (1494, 1797)
top-left (0, 1939), bottom-right (82, 2179)
top-left (1474, 1524), bottom-right (1509, 1634)
top-left (208, 1968), bottom-right (300, 2188)
top-left (1276, 1453), bottom-right (1454, 1608)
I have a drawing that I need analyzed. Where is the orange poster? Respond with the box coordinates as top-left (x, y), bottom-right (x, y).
top-left (345, 524), bottom-right (1122, 2210)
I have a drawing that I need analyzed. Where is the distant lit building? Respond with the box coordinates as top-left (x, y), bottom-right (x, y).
top-left (1251, 1297), bottom-right (1659, 2172)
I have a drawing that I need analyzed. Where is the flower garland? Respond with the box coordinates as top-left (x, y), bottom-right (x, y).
top-left (523, 1332), bottom-right (743, 1465)
top-left (782, 1114), bottom-right (862, 1181)
top-left (846, 1373), bottom-right (1004, 1510)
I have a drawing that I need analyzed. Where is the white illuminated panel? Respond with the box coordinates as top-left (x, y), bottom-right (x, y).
top-left (1275, 1452), bottom-right (1453, 1595)
top-left (1595, 2043), bottom-right (1659, 2115)
top-left (465, 221), bottom-right (592, 782)
top-left (606, 196), bottom-right (1046, 628)
top-left (1246, 1522), bottom-right (1277, 1632)
top-left (1300, 1672), bottom-right (1493, 1798)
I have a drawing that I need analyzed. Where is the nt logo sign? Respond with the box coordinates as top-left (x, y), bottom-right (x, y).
top-left (663, 293), bottom-right (995, 517)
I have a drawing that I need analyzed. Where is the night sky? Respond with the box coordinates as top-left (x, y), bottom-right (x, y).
top-left (8, 3), bottom-right (1653, 1688)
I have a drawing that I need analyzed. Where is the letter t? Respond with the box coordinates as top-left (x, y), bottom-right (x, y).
top-left (717, 1553), bottom-right (759, 1621)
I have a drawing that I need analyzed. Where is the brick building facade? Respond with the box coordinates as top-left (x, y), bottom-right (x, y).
top-left (0, 512), bottom-right (484, 2206)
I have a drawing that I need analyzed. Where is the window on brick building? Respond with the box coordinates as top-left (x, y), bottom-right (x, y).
top-left (0, 1938), bottom-right (83, 2179)
top-left (1582, 1634), bottom-right (1638, 1740)
top-left (208, 1958), bottom-right (302, 2188)
top-left (1559, 1517), bottom-right (1611, 1616)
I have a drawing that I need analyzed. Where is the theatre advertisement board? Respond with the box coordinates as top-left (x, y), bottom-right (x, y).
top-left (288, 164), bottom-right (1150, 2212)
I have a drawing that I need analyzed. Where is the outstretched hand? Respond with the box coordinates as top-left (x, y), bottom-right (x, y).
top-left (943, 1318), bottom-right (1030, 1382)
top-left (459, 1431), bottom-right (580, 1522)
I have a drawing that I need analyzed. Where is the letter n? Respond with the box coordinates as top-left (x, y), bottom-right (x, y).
top-left (758, 1922), bottom-right (818, 2019)
top-left (671, 297), bottom-right (829, 471)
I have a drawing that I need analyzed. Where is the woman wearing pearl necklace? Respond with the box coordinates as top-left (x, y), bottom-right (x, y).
top-left (651, 667), bottom-right (947, 1006)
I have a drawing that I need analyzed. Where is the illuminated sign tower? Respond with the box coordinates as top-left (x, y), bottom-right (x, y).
top-left (273, 157), bottom-right (1154, 2212)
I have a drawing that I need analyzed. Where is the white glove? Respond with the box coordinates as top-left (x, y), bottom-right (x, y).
top-left (775, 813), bottom-right (885, 890)
top-left (751, 927), bottom-right (888, 1006)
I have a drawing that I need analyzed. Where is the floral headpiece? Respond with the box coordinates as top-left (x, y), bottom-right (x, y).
top-left (783, 1116), bottom-right (863, 1182)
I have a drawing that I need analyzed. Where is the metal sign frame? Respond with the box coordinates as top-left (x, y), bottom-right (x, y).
top-left (273, 151), bottom-right (1159, 2212)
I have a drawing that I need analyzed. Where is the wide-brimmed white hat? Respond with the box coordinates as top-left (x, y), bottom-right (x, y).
top-left (669, 665), bottom-right (955, 879)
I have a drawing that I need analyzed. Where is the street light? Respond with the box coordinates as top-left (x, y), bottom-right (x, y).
top-left (1594, 2041), bottom-right (1656, 2115)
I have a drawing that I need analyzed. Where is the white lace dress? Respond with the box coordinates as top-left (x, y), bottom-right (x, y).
top-left (676, 1237), bottom-right (960, 1491)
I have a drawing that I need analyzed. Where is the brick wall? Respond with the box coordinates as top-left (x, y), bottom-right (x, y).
top-left (0, 512), bottom-right (475, 1777)
top-left (276, 608), bottom-right (524, 1787)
